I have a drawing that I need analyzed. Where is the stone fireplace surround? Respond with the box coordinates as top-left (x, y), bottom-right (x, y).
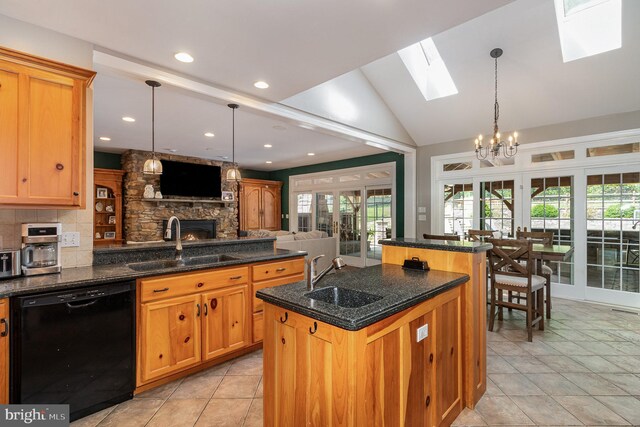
top-left (121, 150), bottom-right (239, 242)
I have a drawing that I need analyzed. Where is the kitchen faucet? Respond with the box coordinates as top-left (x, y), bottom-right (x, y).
top-left (164, 216), bottom-right (183, 260)
top-left (306, 255), bottom-right (346, 291)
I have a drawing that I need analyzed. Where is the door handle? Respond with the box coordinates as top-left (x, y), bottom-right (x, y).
top-left (275, 268), bottom-right (286, 272)
top-left (66, 299), bottom-right (99, 309)
top-left (196, 303), bottom-right (201, 317)
top-left (153, 288), bottom-right (170, 293)
top-left (0, 318), bottom-right (8, 337)
top-left (229, 276), bottom-right (242, 280)
top-left (204, 303), bottom-right (208, 316)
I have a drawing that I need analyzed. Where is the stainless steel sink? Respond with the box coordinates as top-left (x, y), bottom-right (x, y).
top-left (305, 286), bottom-right (382, 308)
top-left (127, 254), bottom-right (240, 272)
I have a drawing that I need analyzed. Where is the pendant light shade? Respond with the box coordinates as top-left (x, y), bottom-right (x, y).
top-left (226, 103), bottom-right (242, 182)
top-left (143, 80), bottom-right (163, 175)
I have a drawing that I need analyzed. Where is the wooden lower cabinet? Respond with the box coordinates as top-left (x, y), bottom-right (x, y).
top-left (202, 285), bottom-right (249, 360)
top-left (139, 294), bottom-right (202, 383)
top-left (0, 299), bottom-right (8, 404)
top-left (263, 285), bottom-right (464, 427)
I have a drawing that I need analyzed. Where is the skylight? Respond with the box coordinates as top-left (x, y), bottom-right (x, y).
top-left (398, 37), bottom-right (458, 101)
top-left (554, 0), bottom-right (621, 62)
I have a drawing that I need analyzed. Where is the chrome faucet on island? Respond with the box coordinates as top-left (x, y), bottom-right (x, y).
top-left (306, 255), bottom-right (346, 291)
top-left (164, 216), bottom-right (183, 260)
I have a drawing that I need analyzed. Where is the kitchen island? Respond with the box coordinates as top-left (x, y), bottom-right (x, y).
top-left (257, 238), bottom-right (490, 427)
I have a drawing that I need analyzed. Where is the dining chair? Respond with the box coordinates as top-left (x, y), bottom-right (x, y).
top-left (468, 229), bottom-right (494, 241)
top-left (422, 233), bottom-right (461, 242)
top-left (487, 238), bottom-right (545, 342)
top-left (516, 228), bottom-right (554, 319)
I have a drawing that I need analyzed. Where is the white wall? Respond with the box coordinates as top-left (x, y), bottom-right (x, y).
top-left (416, 109), bottom-right (640, 236)
top-left (0, 14), bottom-right (95, 267)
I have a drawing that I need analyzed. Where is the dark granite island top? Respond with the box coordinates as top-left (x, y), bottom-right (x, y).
top-left (379, 237), bottom-right (492, 253)
top-left (256, 264), bottom-right (469, 331)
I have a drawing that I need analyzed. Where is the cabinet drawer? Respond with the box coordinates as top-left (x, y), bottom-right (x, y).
top-left (140, 267), bottom-right (249, 302)
top-left (253, 311), bottom-right (263, 343)
top-left (252, 274), bottom-right (304, 313)
top-left (252, 258), bottom-right (304, 282)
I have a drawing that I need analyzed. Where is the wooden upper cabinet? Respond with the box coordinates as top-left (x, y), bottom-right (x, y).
top-left (239, 179), bottom-right (282, 231)
top-left (0, 47), bottom-right (95, 208)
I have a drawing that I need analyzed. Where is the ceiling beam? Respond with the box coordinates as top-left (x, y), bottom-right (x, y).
top-left (93, 50), bottom-right (416, 155)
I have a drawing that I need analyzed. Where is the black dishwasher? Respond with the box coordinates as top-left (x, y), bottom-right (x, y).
top-left (10, 281), bottom-right (135, 421)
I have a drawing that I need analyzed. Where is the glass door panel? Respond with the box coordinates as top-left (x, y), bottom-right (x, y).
top-left (315, 192), bottom-right (334, 237)
top-left (338, 190), bottom-right (363, 266)
top-left (530, 176), bottom-right (574, 285)
top-left (480, 180), bottom-right (515, 236)
top-left (586, 172), bottom-right (640, 295)
top-left (444, 183), bottom-right (473, 237)
top-left (366, 188), bottom-right (392, 263)
top-left (295, 193), bottom-right (312, 232)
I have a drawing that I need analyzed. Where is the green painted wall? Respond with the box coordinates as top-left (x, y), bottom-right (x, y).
top-left (239, 169), bottom-right (271, 180)
top-left (268, 152), bottom-right (404, 237)
top-left (94, 151), bottom-right (122, 170)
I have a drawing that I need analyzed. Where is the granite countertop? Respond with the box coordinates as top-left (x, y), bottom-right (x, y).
top-left (93, 236), bottom-right (276, 253)
top-left (379, 237), bottom-right (492, 253)
top-left (256, 264), bottom-right (469, 331)
top-left (0, 247), bottom-right (305, 298)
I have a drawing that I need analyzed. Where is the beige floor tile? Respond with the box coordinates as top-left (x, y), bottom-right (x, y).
top-left (243, 399), bottom-right (263, 427)
top-left (71, 406), bottom-right (115, 427)
top-left (524, 373), bottom-right (587, 396)
top-left (595, 395), bottom-right (640, 426)
top-left (561, 372), bottom-right (628, 395)
top-left (135, 379), bottom-right (183, 400)
top-left (515, 341), bottom-right (561, 356)
top-left (146, 398), bottom-right (208, 427)
top-left (485, 377), bottom-right (504, 396)
top-left (194, 398), bottom-right (251, 427)
top-left (571, 355), bottom-right (628, 373)
top-left (503, 356), bottom-right (556, 374)
top-left (488, 341), bottom-right (531, 356)
top-left (511, 395), bottom-right (581, 426)
top-left (170, 374), bottom-right (224, 399)
top-left (554, 395), bottom-right (630, 425)
top-left (212, 375), bottom-right (261, 399)
top-left (580, 329), bottom-right (625, 341)
top-left (489, 373), bottom-right (545, 396)
top-left (487, 355), bottom-right (518, 374)
top-left (451, 408), bottom-right (487, 426)
top-left (547, 341), bottom-right (595, 355)
top-left (474, 396), bottom-right (534, 425)
top-left (97, 398), bottom-right (164, 427)
top-left (536, 355), bottom-right (591, 373)
top-left (226, 355), bottom-right (263, 376)
top-left (255, 377), bottom-right (263, 398)
top-left (599, 373), bottom-right (640, 395)
top-left (550, 329), bottom-right (592, 341)
top-left (604, 355), bottom-right (640, 372)
top-left (574, 340), bottom-right (625, 355)
top-left (607, 341), bottom-right (640, 356)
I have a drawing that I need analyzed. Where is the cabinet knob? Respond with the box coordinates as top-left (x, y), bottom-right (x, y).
top-left (197, 282), bottom-right (204, 288)
top-left (179, 314), bottom-right (185, 321)
top-left (210, 298), bottom-right (218, 310)
top-left (56, 163), bottom-right (64, 170)
top-left (22, 178), bottom-right (27, 183)
top-left (73, 192), bottom-right (79, 196)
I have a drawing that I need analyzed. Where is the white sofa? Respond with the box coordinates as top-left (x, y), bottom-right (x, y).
top-left (246, 230), bottom-right (337, 272)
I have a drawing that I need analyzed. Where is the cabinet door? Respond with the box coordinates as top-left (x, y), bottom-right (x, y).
top-left (435, 295), bottom-right (462, 426)
top-left (0, 66), bottom-right (20, 203)
top-left (0, 299), bottom-right (8, 404)
top-left (242, 185), bottom-right (262, 230)
top-left (405, 311), bottom-right (435, 427)
top-left (23, 69), bottom-right (82, 206)
top-left (261, 185), bottom-right (280, 230)
top-left (202, 285), bottom-right (249, 361)
top-left (140, 294), bottom-right (201, 383)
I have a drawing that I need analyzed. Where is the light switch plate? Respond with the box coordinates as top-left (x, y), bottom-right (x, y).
top-left (418, 214), bottom-right (427, 221)
top-left (61, 231), bottom-right (80, 248)
top-left (417, 324), bottom-right (429, 342)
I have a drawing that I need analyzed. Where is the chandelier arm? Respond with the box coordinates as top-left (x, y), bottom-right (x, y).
top-left (151, 85), bottom-right (155, 155)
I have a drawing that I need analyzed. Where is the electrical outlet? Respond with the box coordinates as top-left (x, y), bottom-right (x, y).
top-left (61, 231), bottom-right (80, 248)
top-left (418, 206), bottom-right (426, 213)
top-left (418, 214), bottom-right (427, 221)
top-left (416, 324), bottom-right (429, 342)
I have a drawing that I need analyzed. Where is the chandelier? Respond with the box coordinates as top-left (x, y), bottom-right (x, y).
top-left (474, 48), bottom-right (519, 160)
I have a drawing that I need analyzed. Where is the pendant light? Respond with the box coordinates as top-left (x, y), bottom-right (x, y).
top-left (226, 103), bottom-right (242, 181)
top-left (143, 80), bottom-right (163, 174)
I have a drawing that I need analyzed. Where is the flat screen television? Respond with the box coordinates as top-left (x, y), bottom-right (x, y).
top-left (159, 160), bottom-right (222, 198)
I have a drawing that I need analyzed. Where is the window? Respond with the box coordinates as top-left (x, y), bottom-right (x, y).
top-left (443, 183), bottom-right (473, 237)
top-left (531, 150), bottom-right (575, 163)
top-left (295, 193), bottom-right (312, 232)
top-left (366, 188), bottom-right (392, 260)
top-left (443, 162), bottom-right (472, 172)
top-left (587, 142), bottom-right (640, 158)
top-left (398, 37), bottom-right (458, 101)
top-left (479, 157), bottom-right (515, 168)
top-left (480, 180), bottom-right (515, 237)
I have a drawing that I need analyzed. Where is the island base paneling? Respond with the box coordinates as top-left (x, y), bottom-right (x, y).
top-left (263, 284), bottom-right (464, 427)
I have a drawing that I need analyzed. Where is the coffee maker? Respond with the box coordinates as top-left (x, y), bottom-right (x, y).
top-left (21, 223), bottom-right (62, 276)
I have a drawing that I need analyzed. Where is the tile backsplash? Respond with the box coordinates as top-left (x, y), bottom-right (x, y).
top-left (0, 206), bottom-right (94, 268)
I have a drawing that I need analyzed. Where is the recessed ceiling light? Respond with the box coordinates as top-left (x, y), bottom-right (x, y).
top-left (272, 125), bottom-right (286, 131)
top-left (265, 161), bottom-right (272, 164)
top-left (122, 116), bottom-right (135, 122)
top-left (263, 144), bottom-right (272, 148)
top-left (307, 152), bottom-right (315, 156)
top-left (254, 81), bottom-right (269, 89)
top-left (99, 137), bottom-right (111, 141)
top-left (204, 132), bottom-right (215, 138)
top-left (174, 52), bottom-right (194, 63)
